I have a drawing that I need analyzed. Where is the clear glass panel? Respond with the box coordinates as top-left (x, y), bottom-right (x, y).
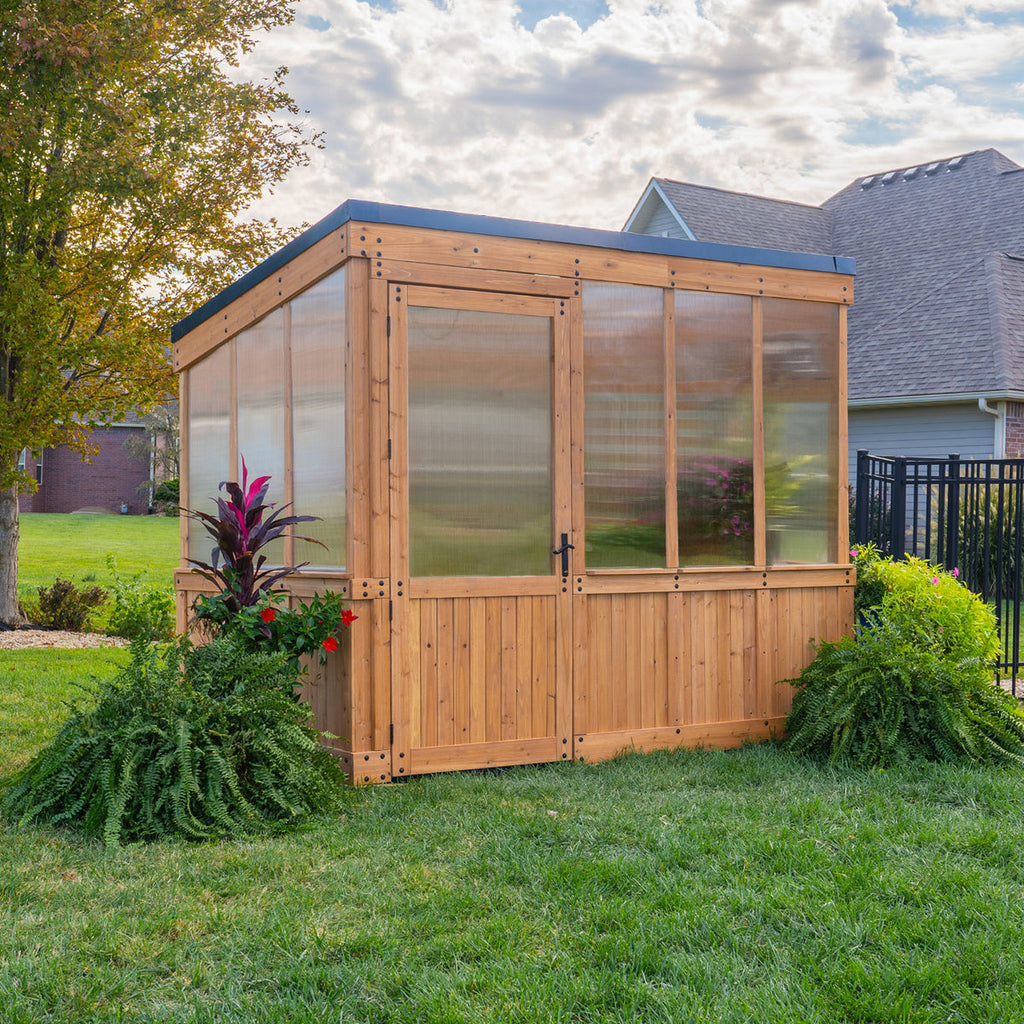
top-left (187, 343), bottom-right (232, 562)
top-left (408, 303), bottom-right (552, 576)
top-left (763, 299), bottom-right (839, 564)
top-left (675, 291), bottom-right (754, 566)
top-left (583, 283), bottom-right (666, 568)
top-left (236, 308), bottom-right (286, 564)
top-left (291, 269), bottom-right (346, 569)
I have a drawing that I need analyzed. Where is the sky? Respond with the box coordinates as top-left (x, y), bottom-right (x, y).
top-left (240, 0), bottom-right (1024, 233)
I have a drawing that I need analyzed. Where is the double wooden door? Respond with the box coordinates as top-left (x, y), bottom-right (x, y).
top-left (388, 286), bottom-right (575, 775)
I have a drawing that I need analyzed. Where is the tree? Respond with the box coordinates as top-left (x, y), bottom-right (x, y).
top-left (0, 1), bottom-right (319, 624)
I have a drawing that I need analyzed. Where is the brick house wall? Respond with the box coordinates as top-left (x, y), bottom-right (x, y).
top-left (18, 425), bottom-right (152, 515)
top-left (1005, 403), bottom-right (1024, 457)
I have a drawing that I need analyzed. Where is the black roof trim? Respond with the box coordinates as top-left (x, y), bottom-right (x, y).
top-left (172, 199), bottom-right (856, 342)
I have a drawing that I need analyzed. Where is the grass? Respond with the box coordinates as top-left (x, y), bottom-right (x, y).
top-left (4, 648), bottom-right (1024, 1022)
top-left (17, 513), bottom-right (179, 599)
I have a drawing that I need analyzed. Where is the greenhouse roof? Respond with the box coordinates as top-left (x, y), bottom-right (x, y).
top-left (172, 199), bottom-right (856, 343)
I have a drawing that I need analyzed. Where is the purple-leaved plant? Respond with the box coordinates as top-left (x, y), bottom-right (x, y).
top-left (186, 456), bottom-right (326, 616)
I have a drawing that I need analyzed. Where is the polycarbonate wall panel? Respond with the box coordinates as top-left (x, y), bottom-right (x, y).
top-left (236, 308), bottom-right (286, 564)
top-left (675, 291), bottom-right (754, 567)
top-left (763, 298), bottom-right (839, 564)
top-left (291, 269), bottom-right (346, 569)
top-left (407, 304), bottom-right (552, 576)
top-left (187, 343), bottom-right (232, 561)
top-left (583, 283), bottom-right (666, 568)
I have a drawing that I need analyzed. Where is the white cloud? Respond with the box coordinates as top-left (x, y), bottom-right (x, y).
top-left (239, 0), bottom-right (1024, 233)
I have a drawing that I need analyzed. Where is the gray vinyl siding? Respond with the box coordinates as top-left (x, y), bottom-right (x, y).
top-left (640, 201), bottom-right (688, 238)
top-left (848, 403), bottom-right (997, 485)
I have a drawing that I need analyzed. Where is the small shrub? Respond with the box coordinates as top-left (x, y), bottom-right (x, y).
top-left (153, 478), bottom-right (179, 504)
top-left (2, 635), bottom-right (346, 845)
top-left (151, 478), bottom-right (180, 516)
top-left (34, 578), bottom-right (108, 632)
top-left (786, 550), bottom-right (1024, 767)
top-left (104, 554), bottom-right (175, 642)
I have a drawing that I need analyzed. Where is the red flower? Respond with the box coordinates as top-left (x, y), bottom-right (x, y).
top-left (260, 608), bottom-right (276, 623)
top-left (341, 609), bottom-right (358, 626)
top-left (322, 636), bottom-right (338, 652)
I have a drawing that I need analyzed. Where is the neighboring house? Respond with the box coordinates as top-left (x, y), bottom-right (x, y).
top-left (625, 148), bottom-right (1024, 479)
top-left (18, 421), bottom-right (153, 515)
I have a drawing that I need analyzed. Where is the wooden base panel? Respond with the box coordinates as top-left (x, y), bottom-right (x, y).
top-left (574, 717), bottom-right (787, 763)
top-left (337, 748), bottom-right (392, 785)
top-left (405, 736), bottom-right (564, 776)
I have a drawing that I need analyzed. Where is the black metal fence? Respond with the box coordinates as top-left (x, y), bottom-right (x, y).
top-left (854, 450), bottom-right (1024, 689)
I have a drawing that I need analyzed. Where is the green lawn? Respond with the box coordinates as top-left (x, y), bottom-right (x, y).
top-left (17, 512), bottom-right (179, 601)
top-left (3, 648), bottom-right (1024, 1023)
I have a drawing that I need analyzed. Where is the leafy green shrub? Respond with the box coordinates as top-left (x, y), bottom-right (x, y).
top-left (33, 578), bottom-right (108, 631)
top-left (785, 550), bottom-right (1024, 767)
top-left (104, 554), bottom-right (175, 642)
top-left (152, 478), bottom-right (179, 504)
top-left (2, 636), bottom-right (346, 845)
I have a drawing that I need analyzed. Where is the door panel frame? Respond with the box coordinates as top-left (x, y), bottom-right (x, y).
top-left (389, 282), bottom-right (574, 775)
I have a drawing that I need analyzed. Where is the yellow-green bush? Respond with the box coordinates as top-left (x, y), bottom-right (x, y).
top-left (785, 547), bottom-right (1024, 767)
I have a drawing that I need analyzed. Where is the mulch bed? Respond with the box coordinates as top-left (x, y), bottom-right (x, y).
top-left (0, 626), bottom-right (128, 650)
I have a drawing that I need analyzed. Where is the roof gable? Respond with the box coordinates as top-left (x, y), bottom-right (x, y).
top-left (635, 178), bottom-right (834, 255)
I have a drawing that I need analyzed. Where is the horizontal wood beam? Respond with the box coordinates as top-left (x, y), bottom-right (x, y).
top-left (574, 716), bottom-right (787, 762)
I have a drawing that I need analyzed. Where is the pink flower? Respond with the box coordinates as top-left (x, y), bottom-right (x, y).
top-left (952, 567), bottom-right (959, 578)
top-left (850, 549), bottom-right (859, 558)
top-left (932, 577), bottom-right (939, 585)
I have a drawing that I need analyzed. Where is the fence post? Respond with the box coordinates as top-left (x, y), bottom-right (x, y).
top-left (890, 457), bottom-right (907, 558)
top-left (855, 449), bottom-right (869, 544)
top-left (945, 453), bottom-right (960, 574)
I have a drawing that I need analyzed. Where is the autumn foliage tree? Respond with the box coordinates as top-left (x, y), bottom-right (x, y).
top-left (0, 1), bottom-right (319, 624)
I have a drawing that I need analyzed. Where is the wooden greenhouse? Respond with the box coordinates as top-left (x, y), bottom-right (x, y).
top-left (172, 201), bottom-right (856, 784)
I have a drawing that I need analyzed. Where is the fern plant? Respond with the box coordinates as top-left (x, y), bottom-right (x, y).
top-left (786, 550), bottom-right (1024, 767)
top-left (2, 635), bottom-right (346, 845)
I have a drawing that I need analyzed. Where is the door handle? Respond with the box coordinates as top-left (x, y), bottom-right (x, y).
top-left (552, 532), bottom-right (575, 576)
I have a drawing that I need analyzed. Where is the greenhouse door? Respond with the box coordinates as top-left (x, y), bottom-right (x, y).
top-left (388, 286), bottom-right (574, 776)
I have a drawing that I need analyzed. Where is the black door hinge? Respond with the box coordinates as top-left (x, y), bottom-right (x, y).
top-left (388, 438), bottom-right (392, 460)
top-left (390, 723), bottom-right (394, 744)
top-left (386, 314), bottom-right (391, 338)
top-left (389, 599), bottom-right (393, 621)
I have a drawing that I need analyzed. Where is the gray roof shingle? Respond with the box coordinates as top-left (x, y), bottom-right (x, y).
top-left (653, 179), bottom-right (834, 255)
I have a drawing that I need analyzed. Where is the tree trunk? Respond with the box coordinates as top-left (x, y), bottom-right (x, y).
top-left (0, 484), bottom-right (25, 626)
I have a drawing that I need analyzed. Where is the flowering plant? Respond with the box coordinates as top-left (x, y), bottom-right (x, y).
top-left (188, 460), bottom-right (356, 687)
top-left (201, 589), bottom-right (356, 680)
